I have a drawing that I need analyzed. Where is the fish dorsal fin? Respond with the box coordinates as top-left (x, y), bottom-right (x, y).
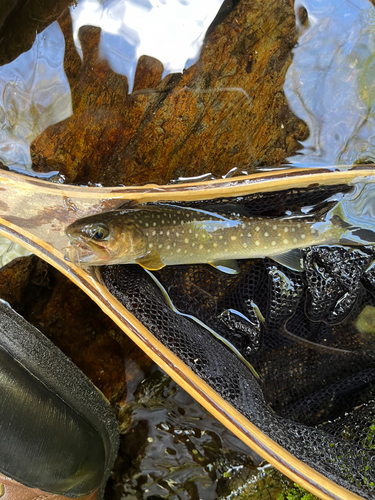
top-left (135, 251), bottom-right (165, 271)
top-left (209, 259), bottom-right (239, 274)
top-left (271, 249), bottom-right (304, 272)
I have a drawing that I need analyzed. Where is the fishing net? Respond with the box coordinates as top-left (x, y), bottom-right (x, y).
top-left (101, 184), bottom-right (375, 499)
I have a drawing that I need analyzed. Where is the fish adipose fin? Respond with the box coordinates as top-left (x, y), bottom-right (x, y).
top-left (209, 259), bottom-right (239, 274)
top-left (136, 251), bottom-right (165, 270)
top-left (271, 249), bottom-right (304, 272)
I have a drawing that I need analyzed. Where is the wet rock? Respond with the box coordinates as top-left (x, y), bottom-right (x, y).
top-left (0, 255), bottom-right (37, 312)
top-left (31, 0), bottom-right (308, 185)
top-left (133, 55), bottom-right (164, 92)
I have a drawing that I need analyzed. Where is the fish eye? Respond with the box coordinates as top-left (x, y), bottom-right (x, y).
top-left (88, 224), bottom-right (109, 241)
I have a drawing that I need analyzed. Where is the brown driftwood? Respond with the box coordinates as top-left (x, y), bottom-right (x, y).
top-left (30, 0), bottom-right (308, 185)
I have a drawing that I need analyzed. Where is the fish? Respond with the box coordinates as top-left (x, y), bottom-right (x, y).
top-left (65, 201), bottom-right (369, 273)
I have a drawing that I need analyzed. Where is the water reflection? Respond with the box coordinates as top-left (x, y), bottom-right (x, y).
top-left (70, 0), bottom-right (224, 91)
top-left (0, 22), bottom-right (71, 174)
top-left (286, 0), bottom-right (375, 166)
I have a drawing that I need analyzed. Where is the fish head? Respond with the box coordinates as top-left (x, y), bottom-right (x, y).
top-left (65, 211), bottom-right (147, 265)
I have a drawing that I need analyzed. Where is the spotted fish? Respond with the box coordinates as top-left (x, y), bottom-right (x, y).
top-left (65, 202), bottom-right (362, 273)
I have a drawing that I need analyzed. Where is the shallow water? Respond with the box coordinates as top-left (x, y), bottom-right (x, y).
top-left (1, 0), bottom-right (375, 178)
top-left (286, 0), bottom-right (375, 166)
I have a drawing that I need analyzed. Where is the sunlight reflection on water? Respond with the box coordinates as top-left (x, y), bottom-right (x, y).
top-left (70, 0), bottom-right (223, 91)
top-left (0, 22), bottom-right (71, 174)
top-left (286, 0), bottom-right (375, 166)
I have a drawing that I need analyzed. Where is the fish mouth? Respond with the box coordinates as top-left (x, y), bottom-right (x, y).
top-left (67, 241), bottom-right (110, 265)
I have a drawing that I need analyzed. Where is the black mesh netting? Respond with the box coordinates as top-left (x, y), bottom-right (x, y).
top-left (101, 185), bottom-right (375, 498)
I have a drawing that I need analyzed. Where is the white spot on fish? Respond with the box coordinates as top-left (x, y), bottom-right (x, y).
top-left (293, 238), bottom-right (297, 243)
top-left (297, 223), bottom-right (301, 228)
top-left (255, 226), bottom-right (260, 232)
top-left (149, 243), bottom-right (153, 248)
top-left (273, 225), bottom-right (277, 230)
top-left (265, 222), bottom-right (269, 226)
top-left (152, 231), bottom-right (156, 236)
top-left (192, 243), bottom-right (196, 247)
top-left (219, 235), bottom-right (223, 240)
top-left (166, 245), bottom-right (171, 250)
top-left (231, 236), bottom-right (237, 241)
top-left (189, 229), bottom-right (192, 233)
top-left (145, 223), bottom-right (149, 228)
top-left (158, 244), bottom-right (163, 249)
top-left (176, 232), bottom-right (180, 237)
top-left (283, 239), bottom-right (288, 244)
top-left (184, 238), bottom-right (189, 243)
top-left (243, 243), bottom-right (248, 248)
top-left (301, 234), bottom-right (306, 240)
top-left (167, 231), bottom-right (170, 236)
top-left (247, 233), bottom-right (252, 237)
top-left (153, 222), bottom-right (157, 227)
top-left (161, 220), bottom-right (165, 224)
top-left (199, 244), bottom-right (203, 249)
top-left (159, 231), bottom-right (163, 235)
top-left (255, 241), bottom-right (260, 246)
top-left (284, 228), bottom-right (288, 233)
top-left (264, 232), bottom-right (269, 237)
top-left (195, 234), bottom-right (199, 239)
top-left (291, 227), bottom-right (295, 232)
top-left (271, 241), bottom-right (276, 246)
top-left (177, 248), bottom-right (181, 253)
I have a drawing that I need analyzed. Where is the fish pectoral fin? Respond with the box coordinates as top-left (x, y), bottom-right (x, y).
top-left (209, 259), bottom-right (239, 275)
top-left (136, 251), bottom-right (165, 271)
top-left (271, 249), bottom-right (304, 272)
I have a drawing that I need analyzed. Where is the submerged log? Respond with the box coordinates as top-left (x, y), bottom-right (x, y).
top-left (31, 0), bottom-right (308, 185)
